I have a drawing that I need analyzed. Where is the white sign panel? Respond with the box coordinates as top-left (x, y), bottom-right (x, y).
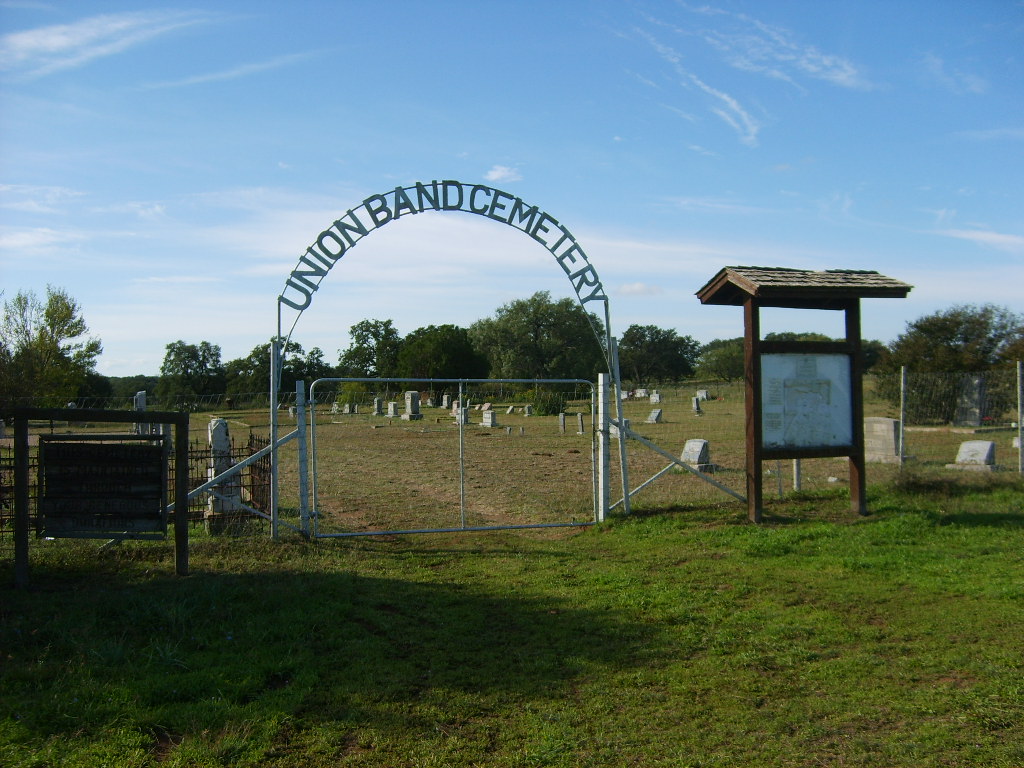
top-left (761, 354), bottom-right (852, 449)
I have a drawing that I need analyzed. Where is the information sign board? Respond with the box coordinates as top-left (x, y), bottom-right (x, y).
top-left (38, 436), bottom-right (167, 539)
top-left (760, 353), bottom-right (852, 450)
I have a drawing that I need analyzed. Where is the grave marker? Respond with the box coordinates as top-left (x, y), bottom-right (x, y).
top-left (645, 409), bottom-right (663, 424)
top-left (946, 440), bottom-right (997, 472)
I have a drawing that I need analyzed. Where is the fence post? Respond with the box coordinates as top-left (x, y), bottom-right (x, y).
top-left (270, 338), bottom-right (279, 540)
top-left (296, 380), bottom-right (310, 535)
top-left (597, 373), bottom-right (610, 522)
top-left (1017, 361), bottom-right (1022, 475)
top-left (899, 366), bottom-right (908, 468)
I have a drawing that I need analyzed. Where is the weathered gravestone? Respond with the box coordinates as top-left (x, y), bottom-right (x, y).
top-left (946, 440), bottom-right (996, 471)
top-left (576, 413), bottom-right (585, 434)
top-left (696, 389), bottom-right (710, 401)
top-left (635, 388), bottom-right (648, 399)
top-left (864, 417), bottom-right (901, 463)
top-left (207, 417), bottom-right (242, 532)
top-left (692, 397), bottom-right (702, 414)
top-left (386, 401), bottom-right (399, 418)
top-left (646, 409), bottom-right (663, 424)
top-left (402, 391), bottom-right (423, 421)
top-left (454, 407), bottom-right (469, 425)
top-left (650, 390), bottom-right (661, 404)
top-left (482, 410), bottom-right (498, 428)
top-left (372, 397), bottom-right (383, 415)
top-left (523, 404), bottom-right (533, 417)
top-left (442, 394), bottom-right (451, 409)
top-left (954, 374), bottom-right (986, 427)
top-left (330, 402), bottom-right (340, 414)
top-left (506, 406), bottom-right (515, 415)
top-left (609, 418), bottom-right (631, 439)
top-left (680, 438), bottom-right (714, 473)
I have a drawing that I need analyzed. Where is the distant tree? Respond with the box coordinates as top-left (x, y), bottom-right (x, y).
top-left (338, 319), bottom-right (402, 378)
top-left (225, 341), bottom-right (332, 396)
top-left (762, 331), bottom-right (833, 343)
top-left (396, 324), bottom-right (488, 380)
top-left (695, 338), bottom-right (744, 381)
top-left (156, 340), bottom-right (225, 405)
top-left (0, 286), bottom-right (102, 405)
top-left (878, 304), bottom-right (1024, 373)
top-left (617, 324), bottom-right (700, 385)
top-left (109, 374), bottom-right (161, 400)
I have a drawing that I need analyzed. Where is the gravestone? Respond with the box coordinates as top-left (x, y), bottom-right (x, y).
top-left (864, 417), bottom-right (901, 463)
top-left (954, 374), bottom-right (986, 427)
top-left (442, 394), bottom-right (451, 409)
top-left (454, 407), bottom-right (468, 425)
top-left (133, 390), bottom-right (149, 435)
top-left (482, 410), bottom-right (498, 428)
top-left (680, 438), bottom-right (714, 473)
top-left (506, 406), bottom-right (515, 415)
top-left (330, 402), bottom-right (340, 414)
top-left (1014, 436), bottom-right (1020, 449)
top-left (559, 413), bottom-right (566, 433)
top-left (696, 389), bottom-right (710, 401)
top-left (451, 399), bottom-right (460, 415)
top-left (207, 417), bottom-right (242, 532)
top-left (645, 409), bottom-right (663, 424)
top-left (342, 403), bottom-right (352, 415)
top-left (482, 402), bottom-right (492, 411)
top-left (402, 391), bottom-right (423, 421)
top-left (692, 397), bottom-right (702, 414)
top-left (288, 406), bottom-right (296, 418)
top-left (609, 418), bottom-right (631, 439)
top-left (386, 401), bottom-right (399, 418)
top-left (635, 388), bottom-right (648, 399)
top-left (372, 397), bottom-right (383, 415)
top-left (523, 404), bottom-right (534, 417)
top-left (576, 413), bottom-right (585, 434)
top-left (650, 390), bottom-right (661, 404)
top-left (946, 440), bottom-right (997, 471)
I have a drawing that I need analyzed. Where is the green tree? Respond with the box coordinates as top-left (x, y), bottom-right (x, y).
top-left (695, 338), bottom-right (745, 381)
top-left (396, 324), bottom-right (488, 380)
top-left (879, 304), bottom-right (1024, 373)
top-left (617, 324), bottom-right (700, 385)
top-left (156, 340), bottom-right (225, 406)
top-left (226, 341), bottom-right (333, 397)
top-left (469, 291), bottom-right (606, 380)
top-left (0, 286), bottom-right (102, 405)
top-left (338, 319), bottom-right (402, 378)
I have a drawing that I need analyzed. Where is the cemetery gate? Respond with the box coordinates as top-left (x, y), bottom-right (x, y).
top-left (267, 179), bottom-right (634, 534)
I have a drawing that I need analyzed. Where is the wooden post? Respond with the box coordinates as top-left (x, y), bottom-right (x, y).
top-left (14, 416), bottom-right (29, 588)
top-left (174, 415), bottom-right (189, 576)
top-left (846, 300), bottom-right (867, 515)
top-left (744, 298), bottom-right (763, 523)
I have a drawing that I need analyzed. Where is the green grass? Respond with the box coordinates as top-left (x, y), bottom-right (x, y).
top-left (3, 473), bottom-right (1024, 767)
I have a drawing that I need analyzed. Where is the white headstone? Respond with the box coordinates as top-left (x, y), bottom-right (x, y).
top-left (650, 391), bottom-right (661, 404)
top-left (523, 404), bottom-right (534, 417)
top-left (373, 397), bottom-right (384, 415)
top-left (696, 389), bottom-right (710, 401)
top-left (645, 409), bottom-right (663, 424)
top-left (680, 438), bottom-right (712, 471)
top-left (692, 397), bottom-right (702, 414)
top-left (576, 412), bottom-right (585, 434)
top-left (946, 440), bottom-right (997, 472)
top-left (482, 410), bottom-right (498, 427)
top-left (386, 401), bottom-right (399, 418)
top-left (402, 391), bottom-right (423, 420)
top-left (609, 418), bottom-right (631, 439)
top-left (506, 406), bottom-right (515, 415)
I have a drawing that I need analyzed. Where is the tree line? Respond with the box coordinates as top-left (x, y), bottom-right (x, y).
top-left (2, 287), bottom-right (1023, 408)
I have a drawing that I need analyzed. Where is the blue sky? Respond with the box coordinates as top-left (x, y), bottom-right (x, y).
top-left (1, 1), bottom-right (1022, 376)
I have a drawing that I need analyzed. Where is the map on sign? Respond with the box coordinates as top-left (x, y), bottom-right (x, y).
top-left (761, 354), bottom-right (852, 449)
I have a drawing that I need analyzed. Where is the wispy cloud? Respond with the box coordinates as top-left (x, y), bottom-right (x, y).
top-left (920, 53), bottom-right (988, 95)
top-left (636, 27), bottom-right (760, 146)
top-left (142, 51), bottom-right (315, 89)
top-left (937, 227), bottom-right (1024, 254)
top-left (0, 10), bottom-right (211, 78)
top-left (484, 165), bottom-right (522, 183)
top-left (618, 282), bottom-right (663, 297)
top-left (0, 184), bottom-right (82, 214)
top-left (670, 196), bottom-right (768, 215)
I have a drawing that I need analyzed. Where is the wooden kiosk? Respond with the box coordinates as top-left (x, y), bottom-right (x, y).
top-left (696, 267), bottom-right (912, 522)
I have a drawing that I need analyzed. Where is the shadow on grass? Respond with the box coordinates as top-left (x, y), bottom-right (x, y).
top-left (2, 558), bottom-right (657, 754)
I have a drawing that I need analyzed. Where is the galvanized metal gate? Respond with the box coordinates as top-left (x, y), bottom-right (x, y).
top-left (305, 377), bottom-right (605, 538)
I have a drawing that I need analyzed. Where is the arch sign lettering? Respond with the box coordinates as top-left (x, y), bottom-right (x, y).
top-left (276, 179), bottom-right (613, 359)
top-left (268, 179), bottom-right (632, 534)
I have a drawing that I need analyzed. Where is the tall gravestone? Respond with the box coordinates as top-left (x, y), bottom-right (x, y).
top-left (207, 418), bottom-right (242, 533)
top-left (864, 417), bottom-right (901, 463)
top-left (402, 391), bottom-right (423, 421)
top-left (954, 374), bottom-right (986, 427)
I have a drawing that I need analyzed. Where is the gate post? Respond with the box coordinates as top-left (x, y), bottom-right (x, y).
top-left (270, 338), bottom-right (280, 540)
top-left (597, 373), bottom-right (611, 522)
top-left (296, 380), bottom-right (310, 535)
